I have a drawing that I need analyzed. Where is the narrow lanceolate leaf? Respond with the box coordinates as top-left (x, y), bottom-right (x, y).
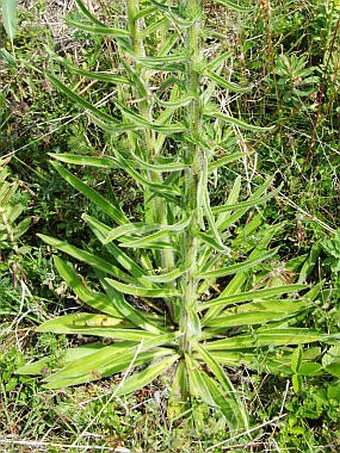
top-left (205, 111), bottom-right (275, 132)
top-left (51, 161), bottom-right (128, 224)
top-left (204, 70), bottom-right (251, 93)
top-left (114, 354), bottom-right (179, 397)
top-left (17, 343), bottom-right (107, 376)
top-left (197, 345), bottom-right (248, 430)
top-left (51, 153), bottom-right (119, 168)
top-left (126, 154), bottom-right (188, 172)
top-left (206, 328), bottom-right (323, 351)
top-left (202, 187), bottom-right (229, 252)
top-left (200, 271), bottom-right (247, 325)
top-left (186, 356), bottom-right (216, 406)
top-left (37, 313), bottom-right (130, 334)
top-left (47, 74), bottom-right (118, 125)
top-left (115, 155), bottom-right (180, 201)
top-left (197, 248), bottom-right (278, 280)
top-left (208, 152), bottom-right (249, 172)
top-left (205, 302), bottom-right (308, 329)
top-left (212, 184), bottom-right (282, 214)
top-left (104, 222), bottom-right (158, 244)
top-left (201, 284), bottom-right (306, 311)
top-left (67, 18), bottom-right (130, 37)
top-left (119, 229), bottom-right (177, 250)
top-left (206, 50), bottom-right (233, 71)
top-left (75, 0), bottom-right (106, 26)
top-left (54, 256), bottom-right (122, 317)
top-left (58, 58), bottom-right (131, 84)
top-left (144, 267), bottom-right (185, 284)
top-left (101, 280), bottom-right (165, 335)
top-left (217, 176), bottom-right (275, 230)
top-left (105, 278), bottom-right (181, 299)
top-left (2, 0), bottom-right (17, 42)
top-left (117, 102), bottom-right (186, 134)
top-left (130, 53), bottom-right (188, 71)
top-left (212, 0), bottom-right (251, 13)
top-left (141, 17), bottom-right (169, 37)
top-left (157, 95), bottom-right (194, 109)
top-left (44, 336), bottom-right (176, 389)
top-left (168, 360), bottom-right (188, 419)
top-left (104, 216), bottom-right (190, 244)
top-left (37, 313), bottom-right (161, 341)
top-left (83, 215), bottom-right (148, 282)
top-left (38, 234), bottom-right (134, 284)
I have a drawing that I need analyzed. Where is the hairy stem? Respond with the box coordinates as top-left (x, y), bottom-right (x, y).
top-left (180, 0), bottom-right (203, 352)
top-left (126, 0), bottom-right (176, 318)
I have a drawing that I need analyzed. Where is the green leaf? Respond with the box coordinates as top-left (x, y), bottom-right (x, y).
top-left (217, 176), bottom-right (275, 230)
top-left (117, 102), bottom-right (186, 134)
top-left (291, 346), bottom-right (303, 373)
top-left (51, 161), bottom-right (128, 225)
top-left (105, 278), bottom-right (181, 299)
top-left (157, 95), bottom-right (195, 109)
top-left (130, 50), bottom-right (188, 69)
top-left (83, 215), bottom-right (148, 282)
top-left (115, 154), bottom-right (180, 199)
top-left (38, 234), bottom-right (135, 284)
top-left (2, 0), bottom-right (17, 42)
top-left (168, 360), bottom-right (188, 419)
top-left (54, 256), bottom-right (122, 317)
top-left (205, 50), bottom-right (233, 71)
top-left (201, 284), bottom-right (306, 311)
top-left (292, 374), bottom-right (303, 394)
top-left (75, 0), bottom-right (106, 26)
top-left (186, 356), bottom-right (216, 406)
top-left (327, 380), bottom-right (340, 402)
top-left (198, 248), bottom-right (279, 280)
top-left (126, 152), bottom-right (188, 172)
top-left (202, 272), bottom-right (247, 325)
top-left (208, 152), bottom-right (249, 172)
top-left (47, 74), bottom-right (118, 125)
top-left (37, 313), bottom-right (165, 341)
top-left (114, 354), bottom-right (179, 397)
top-left (141, 17), bottom-right (169, 37)
top-left (104, 222), bottom-right (159, 244)
top-left (16, 343), bottom-right (107, 376)
top-left (44, 336), bottom-right (175, 389)
top-left (204, 70), bottom-right (252, 93)
top-left (67, 18), bottom-right (129, 37)
top-left (58, 57), bottom-right (131, 84)
top-left (197, 345), bottom-right (248, 429)
top-left (119, 229), bottom-right (177, 250)
top-left (101, 280), bottom-right (165, 335)
top-left (322, 346), bottom-right (340, 378)
top-left (143, 267), bottom-right (186, 284)
top-left (205, 111), bottom-right (275, 132)
top-left (298, 363), bottom-right (323, 376)
top-left (206, 301), bottom-right (308, 329)
top-left (0, 47), bottom-right (17, 67)
top-left (51, 153), bottom-right (119, 168)
top-left (206, 328), bottom-right (323, 350)
top-left (212, 184), bottom-right (282, 214)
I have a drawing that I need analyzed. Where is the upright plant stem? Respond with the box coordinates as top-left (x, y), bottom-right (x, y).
top-left (180, 0), bottom-right (203, 352)
top-left (126, 0), bottom-right (175, 318)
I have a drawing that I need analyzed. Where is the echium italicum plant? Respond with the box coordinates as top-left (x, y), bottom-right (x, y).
top-left (18, 0), bottom-right (336, 431)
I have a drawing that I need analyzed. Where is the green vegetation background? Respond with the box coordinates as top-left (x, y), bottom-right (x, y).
top-left (0, 0), bottom-right (339, 451)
